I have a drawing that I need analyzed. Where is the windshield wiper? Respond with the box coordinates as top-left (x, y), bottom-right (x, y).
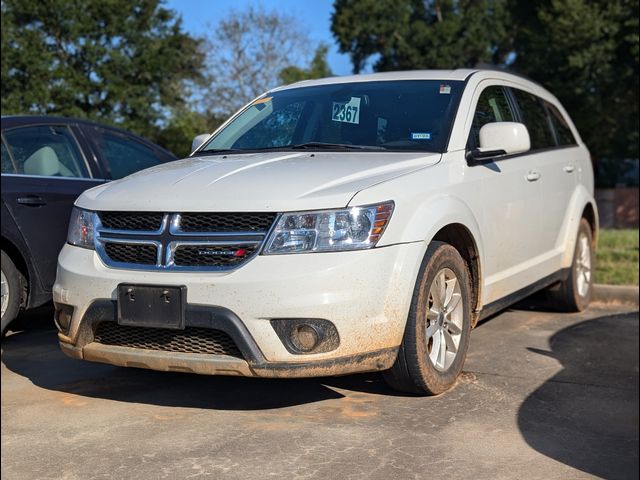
top-left (290, 142), bottom-right (386, 151)
top-left (195, 143), bottom-right (386, 155)
top-left (194, 149), bottom-right (242, 156)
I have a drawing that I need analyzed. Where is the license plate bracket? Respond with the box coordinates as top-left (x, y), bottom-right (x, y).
top-left (117, 284), bottom-right (186, 330)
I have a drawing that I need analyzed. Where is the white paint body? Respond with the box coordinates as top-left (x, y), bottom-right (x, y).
top-left (55, 69), bottom-right (597, 375)
top-left (478, 121), bottom-right (530, 155)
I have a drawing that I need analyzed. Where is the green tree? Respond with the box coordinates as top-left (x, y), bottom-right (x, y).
top-left (1, 0), bottom-right (204, 140)
top-left (331, 0), bottom-right (638, 162)
top-left (155, 107), bottom-right (223, 158)
top-left (511, 0), bottom-right (639, 160)
top-left (279, 44), bottom-right (333, 85)
top-left (331, 0), bottom-right (512, 73)
top-left (204, 6), bottom-right (311, 117)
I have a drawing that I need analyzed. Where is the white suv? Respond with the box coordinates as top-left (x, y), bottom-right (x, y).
top-left (55, 69), bottom-right (597, 395)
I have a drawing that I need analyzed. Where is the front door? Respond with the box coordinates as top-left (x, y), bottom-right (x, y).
top-left (465, 84), bottom-right (542, 303)
top-left (1, 125), bottom-right (104, 291)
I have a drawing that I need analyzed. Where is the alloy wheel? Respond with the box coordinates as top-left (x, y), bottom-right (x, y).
top-left (575, 233), bottom-right (592, 298)
top-left (425, 268), bottom-right (464, 372)
top-left (1, 270), bottom-right (9, 319)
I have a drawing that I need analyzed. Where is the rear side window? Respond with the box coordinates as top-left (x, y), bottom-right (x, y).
top-left (511, 89), bottom-right (556, 150)
top-left (468, 86), bottom-right (516, 149)
top-left (91, 128), bottom-right (165, 179)
top-left (2, 125), bottom-right (89, 177)
top-left (544, 102), bottom-right (577, 146)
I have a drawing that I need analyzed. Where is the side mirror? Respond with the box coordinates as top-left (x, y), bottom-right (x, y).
top-left (191, 133), bottom-right (210, 153)
top-left (468, 122), bottom-right (531, 164)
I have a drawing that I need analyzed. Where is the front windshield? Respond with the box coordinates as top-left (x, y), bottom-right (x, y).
top-left (200, 80), bottom-right (463, 153)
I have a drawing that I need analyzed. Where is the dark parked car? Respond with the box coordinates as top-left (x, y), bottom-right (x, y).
top-left (1, 116), bottom-right (176, 332)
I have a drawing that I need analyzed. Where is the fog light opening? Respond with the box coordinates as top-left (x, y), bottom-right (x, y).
top-left (270, 318), bottom-right (339, 355)
top-left (54, 304), bottom-right (74, 334)
top-left (290, 324), bottom-right (320, 352)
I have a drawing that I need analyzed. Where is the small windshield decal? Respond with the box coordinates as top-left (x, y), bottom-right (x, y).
top-left (439, 85), bottom-right (451, 94)
top-left (411, 132), bottom-right (432, 140)
top-left (252, 96), bottom-right (272, 105)
top-left (331, 97), bottom-right (361, 124)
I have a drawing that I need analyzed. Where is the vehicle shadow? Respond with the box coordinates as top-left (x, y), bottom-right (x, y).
top-left (1, 307), bottom-right (405, 411)
top-left (517, 311), bottom-right (639, 480)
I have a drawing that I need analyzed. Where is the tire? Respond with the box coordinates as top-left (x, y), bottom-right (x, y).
top-left (383, 241), bottom-right (472, 395)
top-left (1, 250), bottom-right (23, 335)
top-left (547, 219), bottom-right (594, 312)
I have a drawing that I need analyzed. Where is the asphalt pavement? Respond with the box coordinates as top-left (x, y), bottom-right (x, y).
top-left (1, 302), bottom-right (638, 480)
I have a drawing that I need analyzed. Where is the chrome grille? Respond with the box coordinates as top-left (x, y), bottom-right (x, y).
top-left (104, 242), bottom-right (158, 265)
top-left (95, 211), bottom-right (277, 271)
top-left (178, 213), bottom-right (277, 233)
top-left (99, 212), bottom-right (164, 231)
top-left (93, 322), bottom-right (243, 357)
top-left (172, 244), bottom-right (258, 267)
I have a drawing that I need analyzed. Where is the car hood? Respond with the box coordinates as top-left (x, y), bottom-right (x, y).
top-left (77, 151), bottom-right (441, 211)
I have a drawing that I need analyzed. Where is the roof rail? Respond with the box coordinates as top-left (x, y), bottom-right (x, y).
top-left (469, 65), bottom-right (545, 88)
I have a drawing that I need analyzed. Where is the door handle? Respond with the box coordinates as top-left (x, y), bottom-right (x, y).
top-left (525, 170), bottom-right (541, 182)
top-left (563, 165), bottom-right (575, 173)
top-left (17, 195), bottom-right (46, 207)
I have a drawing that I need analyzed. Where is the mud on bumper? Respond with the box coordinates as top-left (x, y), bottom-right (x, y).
top-left (58, 300), bottom-right (398, 378)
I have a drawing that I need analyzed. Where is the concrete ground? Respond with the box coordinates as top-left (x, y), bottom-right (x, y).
top-left (1, 302), bottom-right (638, 480)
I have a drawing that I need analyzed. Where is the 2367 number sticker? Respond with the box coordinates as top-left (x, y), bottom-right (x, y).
top-left (331, 97), bottom-right (361, 124)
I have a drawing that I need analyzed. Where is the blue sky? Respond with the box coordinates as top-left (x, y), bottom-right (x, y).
top-left (164, 0), bottom-right (354, 76)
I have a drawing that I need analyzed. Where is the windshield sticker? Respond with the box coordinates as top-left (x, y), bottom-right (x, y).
top-left (252, 96), bottom-right (272, 105)
top-left (331, 97), bottom-right (361, 124)
top-left (411, 132), bottom-right (432, 140)
top-left (439, 85), bottom-right (451, 94)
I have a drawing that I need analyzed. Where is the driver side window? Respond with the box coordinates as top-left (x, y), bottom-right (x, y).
top-left (468, 86), bottom-right (515, 150)
top-left (2, 125), bottom-right (89, 178)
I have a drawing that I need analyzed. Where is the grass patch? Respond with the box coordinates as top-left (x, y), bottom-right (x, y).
top-left (595, 229), bottom-right (639, 285)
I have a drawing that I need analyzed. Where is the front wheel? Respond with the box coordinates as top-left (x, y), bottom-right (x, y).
top-left (383, 242), bottom-right (472, 395)
top-left (1, 250), bottom-right (23, 335)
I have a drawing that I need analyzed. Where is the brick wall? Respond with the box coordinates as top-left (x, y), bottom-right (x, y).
top-left (595, 188), bottom-right (639, 228)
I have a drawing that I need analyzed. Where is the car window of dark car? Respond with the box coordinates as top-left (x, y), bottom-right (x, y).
top-left (467, 86), bottom-right (516, 150)
top-left (91, 128), bottom-right (166, 179)
top-left (1, 140), bottom-right (15, 173)
top-left (511, 89), bottom-right (556, 150)
top-left (2, 125), bottom-right (90, 178)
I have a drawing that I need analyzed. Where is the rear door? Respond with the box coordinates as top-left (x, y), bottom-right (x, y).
top-left (510, 89), bottom-right (579, 272)
top-left (81, 125), bottom-right (175, 180)
top-left (1, 124), bottom-right (105, 291)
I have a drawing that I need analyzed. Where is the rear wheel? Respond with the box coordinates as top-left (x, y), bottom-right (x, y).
top-left (1, 250), bottom-right (22, 335)
top-left (383, 242), bottom-right (472, 395)
top-left (547, 219), bottom-right (594, 312)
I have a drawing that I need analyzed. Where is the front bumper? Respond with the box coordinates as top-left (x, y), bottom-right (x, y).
top-left (55, 242), bottom-right (424, 377)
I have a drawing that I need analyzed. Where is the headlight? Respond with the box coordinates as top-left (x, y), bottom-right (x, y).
top-left (264, 202), bottom-right (394, 254)
top-left (67, 207), bottom-right (96, 249)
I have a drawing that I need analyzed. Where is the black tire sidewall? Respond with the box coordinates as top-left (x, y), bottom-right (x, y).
top-left (1, 250), bottom-right (21, 334)
top-left (570, 219), bottom-right (594, 311)
top-left (405, 243), bottom-right (472, 394)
